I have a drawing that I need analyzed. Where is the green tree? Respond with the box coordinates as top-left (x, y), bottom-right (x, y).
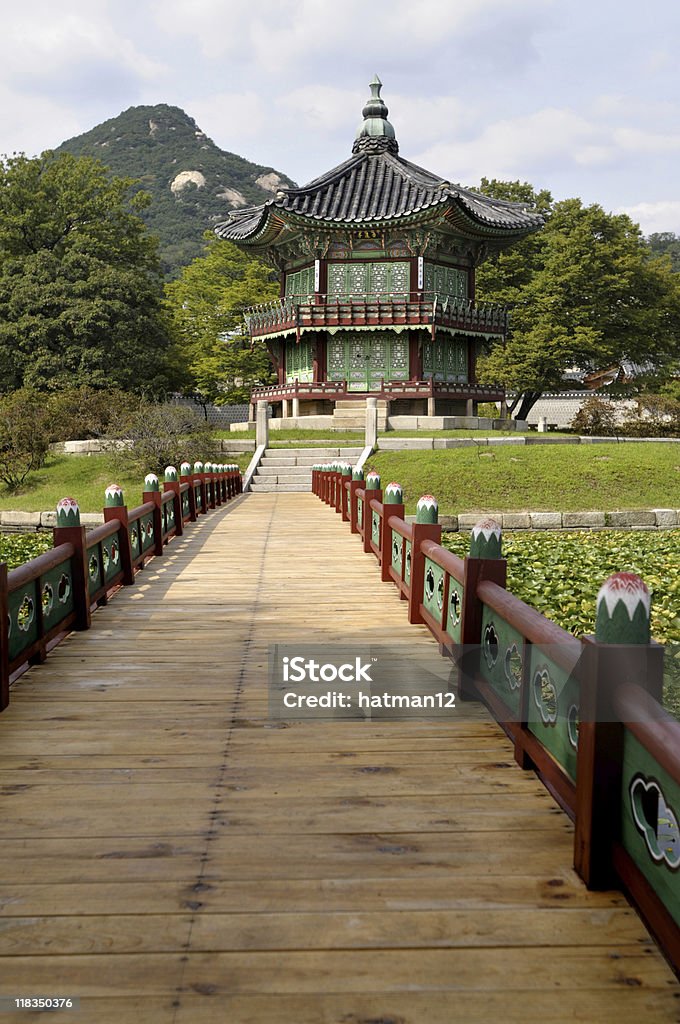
top-left (475, 183), bottom-right (680, 420)
top-left (165, 236), bottom-right (278, 409)
top-left (0, 151), bottom-right (174, 394)
top-left (647, 232), bottom-right (680, 273)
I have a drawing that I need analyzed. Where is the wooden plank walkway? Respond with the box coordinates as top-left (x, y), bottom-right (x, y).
top-left (0, 492), bottom-right (678, 1023)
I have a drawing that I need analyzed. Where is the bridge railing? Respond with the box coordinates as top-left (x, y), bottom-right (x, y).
top-left (312, 463), bottom-right (679, 973)
top-left (0, 462), bottom-right (243, 712)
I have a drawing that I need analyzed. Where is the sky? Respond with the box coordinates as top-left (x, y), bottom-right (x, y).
top-left (1, 0), bottom-right (679, 236)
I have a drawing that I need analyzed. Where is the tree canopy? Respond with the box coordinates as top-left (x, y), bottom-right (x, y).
top-left (164, 236), bottom-right (278, 408)
top-left (474, 180), bottom-right (680, 419)
top-left (0, 151), bottom-right (174, 395)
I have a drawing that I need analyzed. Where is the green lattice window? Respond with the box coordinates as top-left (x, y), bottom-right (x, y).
top-left (423, 263), bottom-right (468, 302)
top-left (327, 262), bottom-right (410, 299)
top-left (327, 332), bottom-right (409, 390)
top-left (422, 337), bottom-right (468, 382)
top-left (285, 338), bottom-right (314, 383)
top-left (285, 266), bottom-right (315, 300)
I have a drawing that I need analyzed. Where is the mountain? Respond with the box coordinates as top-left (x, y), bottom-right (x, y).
top-left (56, 104), bottom-right (295, 278)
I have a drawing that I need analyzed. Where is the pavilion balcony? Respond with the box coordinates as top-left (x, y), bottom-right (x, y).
top-left (244, 293), bottom-right (508, 341)
top-left (250, 379), bottom-right (505, 405)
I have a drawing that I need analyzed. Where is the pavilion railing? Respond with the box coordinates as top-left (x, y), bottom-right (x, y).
top-left (311, 462), bottom-right (680, 975)
top-left (0, 463), bottom-right (243, 712)
top-left (244, 293), bottom-right (508, 338)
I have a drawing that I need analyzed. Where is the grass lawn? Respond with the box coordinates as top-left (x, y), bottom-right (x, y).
top-left (0, 453), bottom-right (253, 514)
top-left (216, 428), bottom-right (573, 443)
top-left (369, 443), bottom-right (680, 513)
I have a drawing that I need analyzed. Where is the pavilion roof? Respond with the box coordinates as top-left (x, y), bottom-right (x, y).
top-left (215, 77), bottom-right (545, 248)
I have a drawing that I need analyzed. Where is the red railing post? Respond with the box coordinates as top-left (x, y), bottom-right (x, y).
top-left (53, 498), bottom-right (91, 631)
top-left (574, 573), bottom-right (663, 890)
top-left (180, 463), bottom-right (197, 521)
top-left (103, 485), bottom-right (135, 586)
top-left (407, 496), bottom-right (442, 625)
top-left (458, 518), bottom-right (507, 701)
top-left (163, 466), bottom-right (183, 537)
top-left (142, 474), bottom-right (164, 556)
top-left (363, 474), bottom-right (381, 554)
top-left (381, 484), bottom-right (405, 582)
top-left (349, 471), bottom-right (363, 534)
top-left (339, 465), bottom-right (352, 521)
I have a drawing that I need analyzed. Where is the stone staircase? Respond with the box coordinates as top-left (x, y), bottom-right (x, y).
top-left (249, 447), bottom-right (364, 492)
top-left (332, 399), bottom-right (388, 431)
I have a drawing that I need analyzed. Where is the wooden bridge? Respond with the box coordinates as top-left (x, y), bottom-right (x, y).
top-left (0, 490), bottom-right (679, 1022)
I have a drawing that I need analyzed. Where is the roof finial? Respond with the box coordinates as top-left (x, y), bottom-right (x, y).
top-left (352, 75), bottom-right (399, 156)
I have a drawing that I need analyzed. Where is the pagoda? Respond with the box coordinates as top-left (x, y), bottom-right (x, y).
top-left (215, 77), bottom-right (544, 426)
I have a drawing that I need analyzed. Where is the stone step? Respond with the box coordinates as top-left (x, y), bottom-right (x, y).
top-left (260, 456), bottom-right (360, 467)
top-left (249, 481), bottom-right (310, 492)
top-left (334, 399), bottom-right (388, 409)
top-left (256, 467), bottom-right (312, 478)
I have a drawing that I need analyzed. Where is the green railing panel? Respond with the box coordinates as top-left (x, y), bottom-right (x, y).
top-left (194, 484), bottom-right (202, 511)
top-left (8, 585), bottom-right (39, 661)
top-left (182, 491), bottom-right (190, 518)
top-left (391, 529), bottom-right (403, 574)
top-left (357, 497), bottom-right (363, 529)
top-left (86, 545), bottom-right (103, 596)
top-left (527, 646), bottom-right (579, 782)
top-left (404, 540), bottom-right (412, 587)
top-left (129, 521), bottom-right (141, 560)
top-left (446, 576), bottom-right (464, 644)
top-left (164, 498), bottom-right (175, 533)
top-left (40, 559), bottom-right (75, 633)
top-left (103, 535), bottom-right (121, 584)
top-left (423, 557), bottom-right (445, 623)
top-left (621, 729), bottom-right (680, 928)
top-left (371, 509), bottom-right (380, 546)
top-left (479, 604), bottom-right (524, 716)
top-left (140, 512), bottom-right (155, 553)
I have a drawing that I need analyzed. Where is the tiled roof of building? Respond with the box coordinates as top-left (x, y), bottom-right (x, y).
top-left (215, 78), bottom-right (545, 244)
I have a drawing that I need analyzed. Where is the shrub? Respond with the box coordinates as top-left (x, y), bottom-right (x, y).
top-left (570, 395), bottom-right (619, 435)
top-left (0, 388), bottom-right (51, 491)
top-left (621, 394), bottom-right (680, 438)
top-left (46, 387), bottom-right (139, 442)
top-left (106, 397), bottom-right (217, 476)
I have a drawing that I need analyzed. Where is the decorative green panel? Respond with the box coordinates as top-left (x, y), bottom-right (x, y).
top-left (194, 485), bottom-right (202, 511)
top-left (404, 540), bottom-right (412, 587)
top-left (129, 521), bottom-right (142, 559)
top-left (8, 586), bottom-right (39, 662)
top-left (103, 535), bottom-right (121, 584)
top-left (479, 605), bottom-right (525, 716)
top-left (391, 529), bottom-right (403, 574)
top-left (422, 337), bottom-right (468, 383)
top-left (285, 265), bottom-right (314, 299)
top-left (327, 262), bottom-right (409, 299)
top-left (424, 262), bottom-right (468, 301)
top-left (621, 730), bottom-right (680, 928)
top-left (285, 338), bottom-right (313, 383)
top-left (446, 577), bottom-right (464, 644)
top-left (40, 559), bottom-right (74, 633)
top-left (140, 512), bottom-right (155, 553)
top-left (327, 332), bottom-right (409, 388)
top-left (357, 496), bottom-right (363, 529)
top-left (423, 557), bottom-right (445, 624)
top-left (371, 509), bottom-right (381, 546)
top-left (182, 491), bottom-right (190, 518)
top-left (86, 544), bottom-right (103, 596)
top-left (527, 647), bottom-right (579, 782)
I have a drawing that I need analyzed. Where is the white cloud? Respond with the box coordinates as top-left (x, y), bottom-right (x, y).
top-left (0, 4), bottom-right (165, 89)
top-left (412, 107), bottom-right (614, 185)
top-left (616, 201), bottom-right (680, 236)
